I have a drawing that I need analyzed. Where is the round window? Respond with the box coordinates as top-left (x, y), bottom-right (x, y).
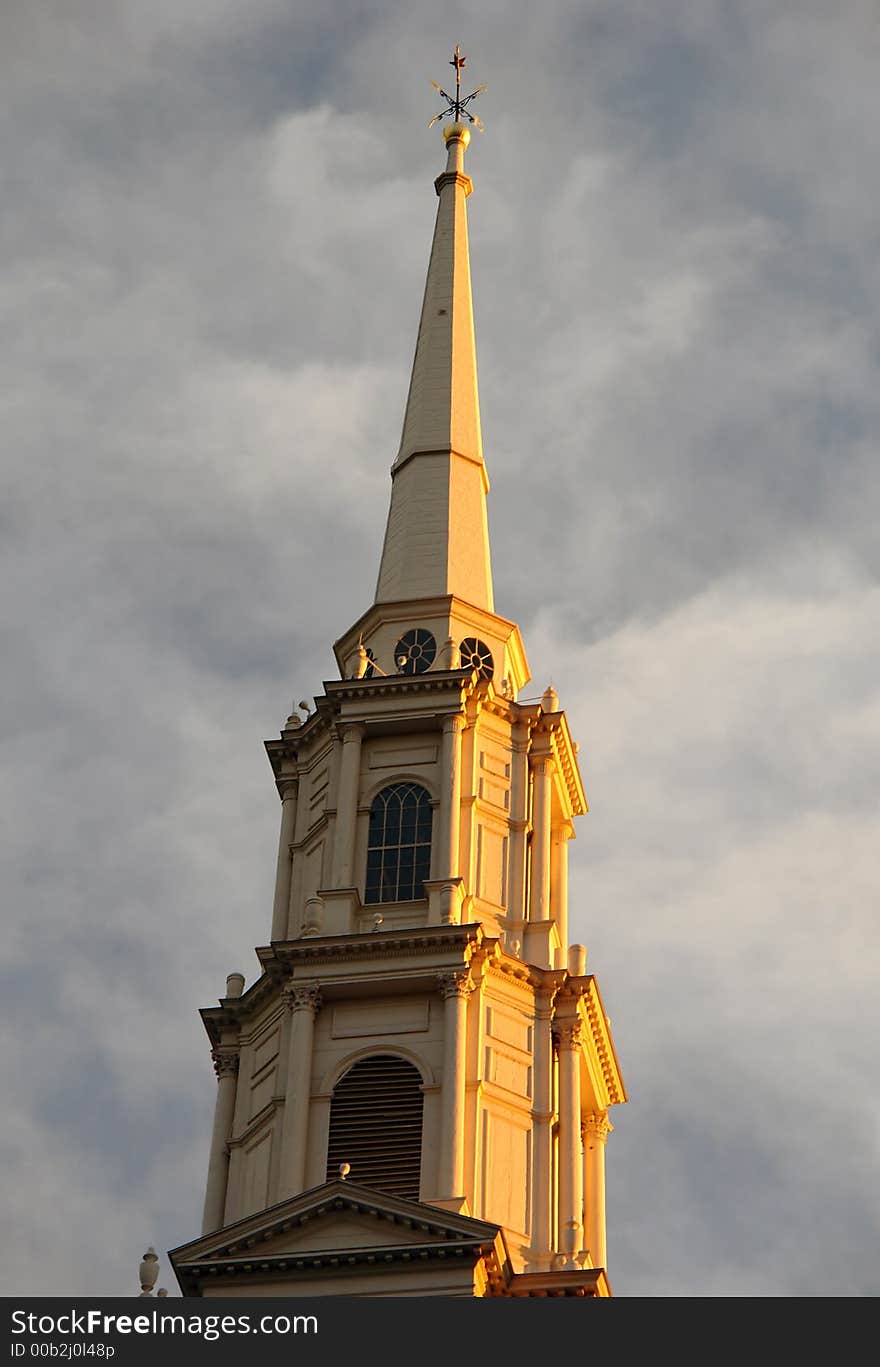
top-left (459, 637), bottom-right (494, 681)
top-left (394, 628), bottom-right (436, 675)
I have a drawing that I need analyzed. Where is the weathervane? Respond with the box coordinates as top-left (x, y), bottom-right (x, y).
top-left (429, 44), bottom-right (486, 131)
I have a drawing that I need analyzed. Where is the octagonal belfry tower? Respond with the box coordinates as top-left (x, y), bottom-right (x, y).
top-left (170, 91), bottom-right (626, 1300)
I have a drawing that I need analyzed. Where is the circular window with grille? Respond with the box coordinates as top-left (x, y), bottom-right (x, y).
top-left (394, 628), bottom-right (436, 674)
top-left (459, 637), bottom-right (494, 681)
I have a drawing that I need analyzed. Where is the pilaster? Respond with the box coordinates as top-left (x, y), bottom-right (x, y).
top-left (528, 988), bottom-right (556, 1269)
top-left (505, 718), bottom-right (531, 949)
top-left (582, 1111), bottom-right (612, 1270)
top-left (528, 756), bottom-right (553, 922)
top-left (436, 968), bottom-right (473, 1199)
top-left (550, 820), bottom-right (573, 967)
top-left (555, 1020), bottom-right (584, 1266)
top-left (278, 982), bottom-right (322, 1198)
top-left (441, 713), bottom-right (466, 879)
top-left (202, 1048), bottom-right (239, 1234)
top-left (333, 724), bottom-right (365, 887)
top-left (271, 780), bottom-right (299, 941)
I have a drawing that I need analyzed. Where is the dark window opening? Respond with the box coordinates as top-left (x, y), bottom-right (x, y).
top-left (325, 1053), bottom-right (424, 1200)
top-left (364, 782), bottom-right (432, 904)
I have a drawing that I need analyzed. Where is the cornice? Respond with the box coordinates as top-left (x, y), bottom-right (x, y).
top-left (265, 721), bottom-right (333, 777)
top-left (551, 974), bottom-right (626, 1106)
top-left (200, 976), bottom-right (281, 1046)
top-left (169, 1181), bottom-right (513, 1297)
top-left (532, 709), bottom-right (587, 817)
top-left (507, 1267), bottom-right (610, 1298)
top-left (580, 976), bottom-right (627, 1107)
top-left (200, 925), bottom-right (489, 1046)
top-left (322, 670), bottom-right (477, 712)
top-left (336, 594), bottom-right (522, 647)
top-left (478, 693), bottom-right (526, 723)
top-left (173, 1183), bottom-right (505, 1259)
top-left (176, 1238), bottom-right (498, 1295)
top-left (258, 923), bottom-right (486, 973)
top-left (482, 952), bottom-right (563, 999)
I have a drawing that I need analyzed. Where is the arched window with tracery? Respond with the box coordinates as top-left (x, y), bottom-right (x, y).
top-left (364, 782), bottom-right (432, 904)
top-left (325, 1054), bottom-right (424, 1199)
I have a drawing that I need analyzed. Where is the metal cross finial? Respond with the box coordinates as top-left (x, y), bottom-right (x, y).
top-left (429, 43), bottom-right (486, 131)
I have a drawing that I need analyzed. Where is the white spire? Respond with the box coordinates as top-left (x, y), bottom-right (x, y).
top-left (375, 123), bottom-right (494, 611)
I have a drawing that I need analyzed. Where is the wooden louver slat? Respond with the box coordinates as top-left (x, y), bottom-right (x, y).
top-left (326, 1054), bottom-right (424, 1200)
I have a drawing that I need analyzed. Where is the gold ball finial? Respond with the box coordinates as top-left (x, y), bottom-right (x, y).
top-left (443, 122), bottom-right (471, 146)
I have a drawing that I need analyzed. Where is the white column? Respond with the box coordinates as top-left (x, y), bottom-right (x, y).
top-left (550, 821), bottom-right (572, 960)
top-left (530, 993), bottom-right (555, 1263)
top-left (506, 722), bottom-right (530, 944)
top-left (441, 714), bottom-right (465, 879)
top-left (556, 1020), bottom-right (584, 1264)
top-left (582, 1112), bottom-right (612, 1269)
top-left (528, 757), bottom-right (553, 921)
top-left (278, 982), bottom-right (322, 1198)
top-left (437, 968), bottom-right (472, 1198)
top-left (271, 780), bottom-right (299, 940)
top-left (202, 1050), bottom-right (239, 1233)
top-left (333, 724), bottom-right (364, 887)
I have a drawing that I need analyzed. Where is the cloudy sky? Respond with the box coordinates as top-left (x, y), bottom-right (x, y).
top-left (4, 1), bottom-right (878, 1298)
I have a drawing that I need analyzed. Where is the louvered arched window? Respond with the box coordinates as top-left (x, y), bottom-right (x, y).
top-left (364, 782), bottom-right (432, 904)
top-left (325, 1054), bottom-right (424, 1199)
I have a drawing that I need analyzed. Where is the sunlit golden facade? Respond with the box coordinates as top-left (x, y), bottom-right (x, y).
top-left (171, 119), bottom-right (626, 1299)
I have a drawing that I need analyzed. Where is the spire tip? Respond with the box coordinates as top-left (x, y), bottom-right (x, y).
top-left (429, 45), bottom-right (485, 134)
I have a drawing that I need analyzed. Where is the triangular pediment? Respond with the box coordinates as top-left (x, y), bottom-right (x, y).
top-left (171, 1180), bottom-right (503, 1271)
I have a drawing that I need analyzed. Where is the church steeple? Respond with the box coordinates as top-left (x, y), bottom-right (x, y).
top-left (375, 121), bottom-right (493, 611)
top-left (171, 54), bottom-right (627, 1301)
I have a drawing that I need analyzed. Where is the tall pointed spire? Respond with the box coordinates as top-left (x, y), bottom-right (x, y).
top-left (375, 112), bottom-right (494, 612)
top-left (179, 66), bottom-right (627, 1302)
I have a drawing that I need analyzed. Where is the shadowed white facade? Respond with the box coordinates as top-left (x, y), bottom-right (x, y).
top-left (171, 120), bottom-right (626, 1300)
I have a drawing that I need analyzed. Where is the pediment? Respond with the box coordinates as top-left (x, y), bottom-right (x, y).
top-left (170, 1179), bottom-right (504, 1271)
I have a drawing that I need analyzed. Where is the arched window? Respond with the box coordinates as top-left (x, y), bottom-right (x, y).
top-left (325, 1054), bottom-right (424, 1199)
top-left (364, 782), bottom-right (432, 904)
